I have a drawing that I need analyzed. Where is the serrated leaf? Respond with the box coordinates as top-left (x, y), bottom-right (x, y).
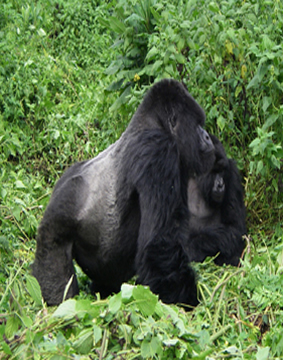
top-left (132, 285), bottom-right (158, 316)
top-left (26, 275), bottom-right (42, 306)
top-left (5, 316), bottom-right (21, 339)
top-left (53, 299), bottom-right (77, 319)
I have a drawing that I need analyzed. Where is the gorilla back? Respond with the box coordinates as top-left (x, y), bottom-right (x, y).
top-left (32, 79), bottom-right (215, 306)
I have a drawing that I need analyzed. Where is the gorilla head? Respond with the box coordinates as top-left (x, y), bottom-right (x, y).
top-left (187, 134), bottom-right (246, 266)
top-left (32, 79), bottom-right (215, 306)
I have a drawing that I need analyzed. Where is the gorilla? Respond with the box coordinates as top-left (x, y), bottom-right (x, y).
top-left (187, 134), bottom-right (246, 266)
top-left (32, 79), bottom-right (216, 306)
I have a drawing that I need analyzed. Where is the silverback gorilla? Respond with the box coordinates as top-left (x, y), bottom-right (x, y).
top-left (187, 134), bottom-right (246, 266)
top-left (32, 79), bottom-right (216, 306)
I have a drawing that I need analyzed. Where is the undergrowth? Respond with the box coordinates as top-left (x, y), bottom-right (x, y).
top-left (0, 0), bottom-right (282, 359)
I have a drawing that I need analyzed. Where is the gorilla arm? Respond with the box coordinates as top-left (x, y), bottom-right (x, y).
top-left (124, 130), bottom-right (199, 306)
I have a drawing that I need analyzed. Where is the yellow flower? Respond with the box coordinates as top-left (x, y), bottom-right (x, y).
top-left (134, 74), bottom-right (140, 82)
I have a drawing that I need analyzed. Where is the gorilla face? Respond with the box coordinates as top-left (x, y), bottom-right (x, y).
top-left (186, 134), bottom-right (246, 266)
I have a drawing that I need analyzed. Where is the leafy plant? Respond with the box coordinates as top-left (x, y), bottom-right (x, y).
top-left (1, 0), bottom-right (283, 359)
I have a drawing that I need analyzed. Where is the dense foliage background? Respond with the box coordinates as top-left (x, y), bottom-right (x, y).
top-left (0, 0), bottom-right (282, 358)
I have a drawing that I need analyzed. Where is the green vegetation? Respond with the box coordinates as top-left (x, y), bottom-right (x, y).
top-left (0, 0), bottom-right (282, 358)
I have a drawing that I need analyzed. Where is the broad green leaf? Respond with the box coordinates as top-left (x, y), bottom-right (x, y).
top-left (38, 28), bottom-right (46, 37)
top-left (109, 292), bottom-right (122, 314)
top-left (262, 114), bottom-right (279, 130)
top-left (177, 37), bottom-right (185, 52)
top-left (192, 349), bottom-right (214, 359)
top-left (151, 60), bottom-right (163, 74)
top-left (141, 336), bottom-right (162, 358)
top-left (262, 96), bottom-right (272, 112)
top-left (93, 325), bottom-right (102, 345)
top-left (1, 341), bottom-right (12, 355)
top-left (271, 155), bottom-right (281, 169)
top-left (175, 53), bottom-right (186, 64)
top-left (256, 160), bottom-right (264, 175)
top-left (208, 2), bottom-right (219, 13)
top-left (104, 64), bottom-right (120, 76)
top-left (20, 313), bottom-right (33, 328)
top-left (53, 299), bottom-right (77, 319)
top-left (97, 17), bottom-right (109, 27)
top-left (150, 7), bottom-right (161, 22)
top-left (110, 85), bottom-right (132, 112)
top-left (256, 346), bottom-right (270, 360)
top-left (261, 34), bottom-right (274, 51)
top-left (73, 329), bottom-right (93, 355)
top-left (249, 137), bottom-right (260, 149)
top-left (223, 346), bottom-right (240, 355)
top-left (146, 46), bottom-right (158, 61)
top-left (26, 275), bottom-right (42, 306)
top-left (5, 316), bottom-right (21, 339)
top-left (109, 16), bottom-right (126, 34)
top-left (121, 283), bottom-right (134, 300)
top-left (247, 75), bottom-right (259, 90)
top-left (217, 115), bottom-right (226, 131)
top-left (15, 180), bottom-right (26, 189)
top-left (132, 285), bottom-right (158, 316)
top-left (163, 338), bottom-right (179, 346)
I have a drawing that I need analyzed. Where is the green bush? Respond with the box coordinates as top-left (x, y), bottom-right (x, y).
top-left (1, 0), bottom-right (283, 358)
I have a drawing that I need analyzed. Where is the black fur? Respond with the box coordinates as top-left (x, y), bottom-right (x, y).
top-left (32, 79), bottom-right (215, 306)
top-left (187, 135), bottom-right (246, 266)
